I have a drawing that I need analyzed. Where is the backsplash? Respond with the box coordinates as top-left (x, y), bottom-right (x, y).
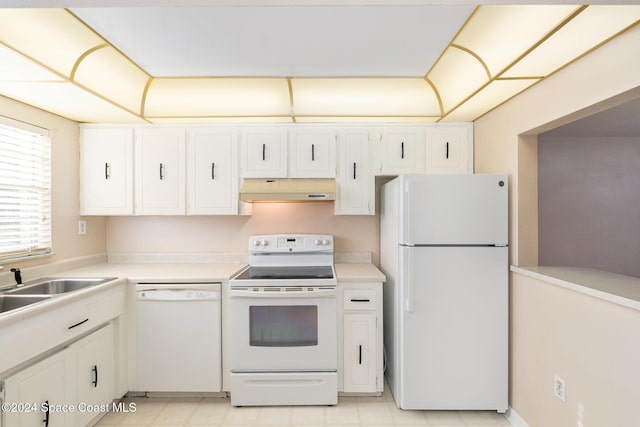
top-left (106, 202), bottom-right (380, 264)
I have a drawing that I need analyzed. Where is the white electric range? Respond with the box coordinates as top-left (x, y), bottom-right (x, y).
top-left (229, 234), bottom-right (337, 406)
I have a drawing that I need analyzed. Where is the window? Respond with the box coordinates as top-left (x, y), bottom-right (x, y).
top-left (0, 116), bottom-right (51, 262)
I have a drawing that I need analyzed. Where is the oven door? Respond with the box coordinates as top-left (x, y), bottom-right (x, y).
top-left (230, 287), bottom-right (337, 372)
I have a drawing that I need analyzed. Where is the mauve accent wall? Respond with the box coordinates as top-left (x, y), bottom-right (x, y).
top-left (538, 136), bottom-right (640, 278)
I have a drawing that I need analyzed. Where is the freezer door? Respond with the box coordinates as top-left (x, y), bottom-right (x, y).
top-left (399, 174), bottom-right (508, 245)
top-left (396, 245), bottom-right (508, 410)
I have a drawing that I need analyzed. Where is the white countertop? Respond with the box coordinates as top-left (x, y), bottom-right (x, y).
top-left (1, 260), bottom-right (386, 324)
top-left (60, 262), bottom-right (385, 283)
top-left (511, 265), bottom-right (640, 311)
top-left (55, 262), bottom-right (248, 282)
top-left (335, 263), bottom-right (386, 283)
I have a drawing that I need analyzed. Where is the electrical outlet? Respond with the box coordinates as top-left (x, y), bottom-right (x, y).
top-left (554, 374), bottom-right (566, 402)
top-left (78, 220), bottom-right (87, 235)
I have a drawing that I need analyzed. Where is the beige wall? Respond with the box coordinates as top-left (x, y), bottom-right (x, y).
top-left (0, 96), bottom-right (107, 271)
top-left (107, 202), bottom-right (380, 263)
top-left (475, 25), bottom-right (640, 266)
top-left (474, 25), bottom-right (640, 427)
top-left (511, 273), bottom-right (640, 427)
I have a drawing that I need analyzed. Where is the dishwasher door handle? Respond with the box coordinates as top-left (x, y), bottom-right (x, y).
top-left (136, 289), bottom-right (220, 302)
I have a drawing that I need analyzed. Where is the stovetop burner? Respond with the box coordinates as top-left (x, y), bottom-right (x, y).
top-left (234, 265), bottom-right (334, 281)
top-left (231, 234), bottom-right (336, 287)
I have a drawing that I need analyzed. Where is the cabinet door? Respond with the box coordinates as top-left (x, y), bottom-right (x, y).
top-left (135, 128), bottom-right (186, 214)
top-left (343, 313), bottom-right (377, 393)
top-left (3, 350), bottom-right (71, 427)
top-left (80, 127), bottom-right (133, 215)
top-left (377, 128), bottom-right (425, 175)
top-left (187, 128), bottom-right (239, 214)
top-left (73, 324), bottom-right (115, 427)
top-left (289, 129), bottom-right (336, 178)
top-left (426, 125), bottom-right (473, 174)
top-left (241, 128), bottom-right (287, 178)
top-left (335, 129), bottom-right (373, 215)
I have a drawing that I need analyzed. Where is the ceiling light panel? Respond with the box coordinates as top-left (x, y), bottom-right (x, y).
top-left (144, 78), bottom-right (291, 118)
top-left (454, 5), bottom-right (580, 78)
top-left (295, 116), bottom-right (439, 123)
top-left (292, 78), bottom-right (440, 118)
top-left (147, 117), bottom-right (293, 124)
top-left (0, 9), bottom-right (105, 78)
top-left (443, 78), bottom-right (539, 122)
top-left (0, 44), bottom-right (63, 82)
top-left (503, 6), bottom-right (640, 78)
top-left (0, 81), bottom-right (146, 123)
top-left (73, 45), bottom-right (150, 114)
top-left (427, 47), bottom-right (489, 114)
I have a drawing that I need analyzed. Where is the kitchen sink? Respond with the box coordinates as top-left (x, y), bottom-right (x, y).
top-left (0, 295), bottom-right (52, 313)
top-left (4, 277), bottom-right (117, 296)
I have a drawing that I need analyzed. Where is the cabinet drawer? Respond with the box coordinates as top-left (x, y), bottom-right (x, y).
top-left (343, 289), bottom-right (377, 311)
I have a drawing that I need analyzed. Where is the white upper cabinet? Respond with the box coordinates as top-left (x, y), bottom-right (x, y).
top-left (135, 127), bottom-right (186, 215)
top-left (289, 128), bottom-right (337, 178)
top-left (376, 127), bottom-right (426, 175)
top-left (426, 124), bottom-right (473, 174)
top-left (335, 129), bottom-right (374, 215)
top-left (241, 128), bottom-right (288, 178)
top-left (79, 123), bottom-right (473, 216)
top-left (187, 128), bottom-right (239, 215)
top-left (80, 127), bottom-right (133, 215)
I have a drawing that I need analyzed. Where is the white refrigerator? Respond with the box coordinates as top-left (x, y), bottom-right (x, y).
top-left (380, 174), bottom-right (508, 412)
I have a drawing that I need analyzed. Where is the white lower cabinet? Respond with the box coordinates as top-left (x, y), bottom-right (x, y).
top-left (339, 283), bottom-right (383, 394)
top-left (72, 324), bottom-right (115, 427)
top-left (1, 324), bottom-right (116, 427)
top-left (343, 313), bottom-right (377, 393)
top-left (2, 351), bottom-right (72, 427)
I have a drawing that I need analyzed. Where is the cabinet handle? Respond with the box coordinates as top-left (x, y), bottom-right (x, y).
top-left (43, 400), bottom-right (50, 427)
top-left (68, 318), bottom-right (89, 330)
top-left (353, 162), bottom-right (357, 180)
top-left (350, 298), bottom-right (370, 302)
top-left (446, 142), bottom-right (449, 159)
top-left (262, 143), bottom-right (266, 161)
top-left (211, 163), bottom-right (215, 180)
top-left (311, 144), bottom-right (315, 161)
top-left (104, 163), bottom-right (110, 180)
top-left (401, 142), bottom-right (405, 159)
top-left (92, 365), bottom-right (98, 388)
top-left (359, 345), bottom-right (363, 365)
top-left (159, 163), bottom-right (164, 180)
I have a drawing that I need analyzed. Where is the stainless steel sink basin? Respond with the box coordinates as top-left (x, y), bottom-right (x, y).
top-left (4, 277), bottom-right (117, 296)
top-left (0, 295), bottom-right (52, 313)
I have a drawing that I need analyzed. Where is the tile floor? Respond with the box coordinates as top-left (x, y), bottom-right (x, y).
top-left (94, 391), bottom-right (512, 427)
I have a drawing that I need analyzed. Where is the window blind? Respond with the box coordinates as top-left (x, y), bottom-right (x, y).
top-left (0, 117), bottom-right (51, 262)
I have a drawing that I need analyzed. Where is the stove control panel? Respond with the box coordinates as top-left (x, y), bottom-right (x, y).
top-left (249, 234), bottom-right (333, 253)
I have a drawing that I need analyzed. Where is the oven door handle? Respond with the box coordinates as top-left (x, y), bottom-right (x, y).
top-left (230, 288), bottom-right (336, 298)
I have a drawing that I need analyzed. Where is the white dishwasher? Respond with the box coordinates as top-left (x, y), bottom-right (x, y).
top-left (135, 283), bottom-right (221, 392)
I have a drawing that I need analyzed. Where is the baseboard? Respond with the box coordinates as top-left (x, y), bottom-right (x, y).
top-left (505, 406), bottom-right (530, 427)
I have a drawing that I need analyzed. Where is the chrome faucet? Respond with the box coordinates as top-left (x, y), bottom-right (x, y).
top-left (10, 268), bottom-right (22, 286)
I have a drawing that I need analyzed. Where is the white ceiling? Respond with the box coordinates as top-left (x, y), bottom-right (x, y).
top-left (70, 6), bottom-right (474, 78)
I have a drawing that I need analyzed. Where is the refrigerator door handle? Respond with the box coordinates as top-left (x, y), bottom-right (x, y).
top-left (405, 248), bottom-right (415, 313)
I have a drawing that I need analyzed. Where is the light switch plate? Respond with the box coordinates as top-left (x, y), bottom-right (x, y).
top-left (78, 220), bottom-right (87, 235)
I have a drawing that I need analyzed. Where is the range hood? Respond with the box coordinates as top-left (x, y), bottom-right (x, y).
top-left (239, 178), bottom-right (336, 202)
